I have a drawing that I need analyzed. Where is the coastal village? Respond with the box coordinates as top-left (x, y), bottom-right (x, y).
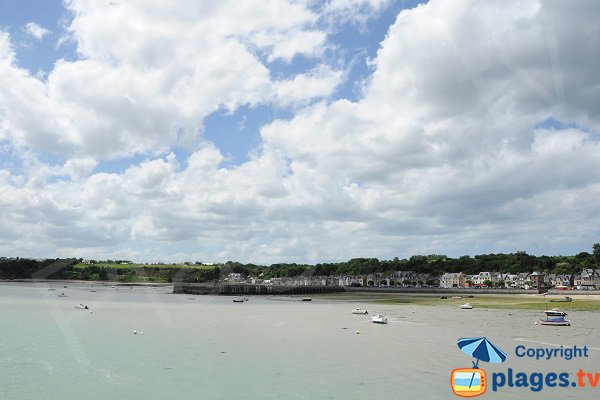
top-left (225, 268), bottom-right (600, 291)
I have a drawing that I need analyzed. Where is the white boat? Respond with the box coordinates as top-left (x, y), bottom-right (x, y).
top-left (459, 303), bottom-right (473, 309)
top-left (371, 314), bottom-right (388, 324)
top-left (57, 292), bottom-right (68, 297)
top-left (352, 308), bottom-right (369, 315)
top-left (545, 308), bottom-right (567, 317)
top-left (75, 304), bottom-right (89, 309)
top-left (540, 316), bottom-right (570, 326)
top-left (232, 298), bottom-right (245, 303)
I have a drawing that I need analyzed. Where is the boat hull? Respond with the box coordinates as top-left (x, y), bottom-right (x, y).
top-left (540, 319), bottom-right (570, 326)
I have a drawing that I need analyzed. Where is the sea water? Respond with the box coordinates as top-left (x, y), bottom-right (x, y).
top-left (1, 282), bottom-right (599, 399)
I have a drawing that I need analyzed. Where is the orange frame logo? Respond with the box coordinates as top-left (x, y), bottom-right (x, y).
top-left (450, 368), bottom-right (487, 397)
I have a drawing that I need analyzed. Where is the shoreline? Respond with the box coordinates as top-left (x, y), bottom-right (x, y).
top-left (0, 278), bottom-right (173, 287)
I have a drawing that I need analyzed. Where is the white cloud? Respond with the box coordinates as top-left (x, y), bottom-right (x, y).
top-left (322, 0), bottom-right (392, 29)
top-left (1, 0), bottom-right (600, 263)
top-left (0, 0), bottom-right (341, 159)
top-left (24, 22), bottom-right (51, 40)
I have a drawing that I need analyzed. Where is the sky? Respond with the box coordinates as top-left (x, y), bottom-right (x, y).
top-left (1, 0), bottom-right (599, 264)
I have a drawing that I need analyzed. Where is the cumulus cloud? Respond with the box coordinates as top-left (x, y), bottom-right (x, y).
top-left (24, 22), bottom-right (51, 40)
top-left (1, 0), bottom-right (600, 263)
top-left (0, 0), bottom-right (342, 159)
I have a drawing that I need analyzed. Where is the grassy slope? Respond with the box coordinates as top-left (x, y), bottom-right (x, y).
top-left (73, 263), bottom-right (216, 270)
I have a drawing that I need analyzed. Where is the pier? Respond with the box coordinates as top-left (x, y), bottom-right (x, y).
top-left (173, 282), bottom-right (345, 295)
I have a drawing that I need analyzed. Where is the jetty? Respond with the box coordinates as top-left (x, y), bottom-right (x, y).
top-left (173, 282), bottom-right (345, 296)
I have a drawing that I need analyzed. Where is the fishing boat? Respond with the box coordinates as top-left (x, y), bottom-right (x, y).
top-left (459, 303), bottom-right (473, 309)
top-left (540, 316), bottom-right (570, 326)
top-left (351, 308), bottom-right (368, 315)
top-left (371, 314), bottom-right (388, 324)
top-left (550, 296), bottom-right (572, 303)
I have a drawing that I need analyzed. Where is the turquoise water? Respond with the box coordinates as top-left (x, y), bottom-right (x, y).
top-left (2, 282), bottom-right (600, 399)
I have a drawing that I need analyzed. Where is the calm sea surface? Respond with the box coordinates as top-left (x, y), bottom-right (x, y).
top-left (2, 282), bottom-right (600, 399)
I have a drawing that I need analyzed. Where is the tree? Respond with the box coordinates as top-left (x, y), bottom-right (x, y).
top-left (593, 243), bottom-right (600, 263)
top-left (483, 279), bottom-right (493, 287)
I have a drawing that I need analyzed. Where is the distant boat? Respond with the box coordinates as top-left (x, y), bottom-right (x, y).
top-left (540, 316), bottom-right (570, 326)
top-left (544, 308), bottom-right (567, 317)
top-left (57, 292), bottom-right (68, 297)
top-left (452, 296), bottom-right (462, 299)
top-left (75, 304), bottom-right (89, 309)
top-left (550, 296), bottom-right (572, 303)
top-left (352, 308), bottom-right (368, 315)
top-left (371, 314), bottom-right (388, 324)
top-left (48, 288), bottom-right (56, 291)
top-left (232, 298), bottom-right (245, 303)
top-left (459, 303), bottom-right (473, 309)
top-left (300, 297), bottom-right (312, 302)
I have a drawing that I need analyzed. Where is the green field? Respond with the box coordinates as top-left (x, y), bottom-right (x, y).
top-left (318, 292), bottom-right (600, 311)
top-left (73, 263), bottom-right (217, 270)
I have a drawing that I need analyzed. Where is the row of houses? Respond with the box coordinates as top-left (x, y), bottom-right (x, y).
top-left (440, 269), bottom-right (600, 290)
top-left (226, 268), bottom-right (600, 290)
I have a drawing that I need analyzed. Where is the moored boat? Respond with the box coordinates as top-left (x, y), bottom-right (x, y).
top-left (232, 297), bottom-right (245, 303)
top-left (540, 316), bottom-right (570, 326)
top-left (371, 314), bottom-right (388, 324)
top-left (550, 296), bottom-right (572, 303)
top-left (459, 303), bottom-right (473, 309)
top-left (351, 308), bottom-right (368, 315)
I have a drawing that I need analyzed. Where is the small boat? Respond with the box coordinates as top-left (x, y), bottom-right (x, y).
top-left (452, 296), bottom-right (462, 299)
top-left (352, 308), bottom-right (369, 315)
top-left (57, 292), bottom-right (68, 297)
top-left (371, 314), bottom-right (388, 324)
top-left (459, 303), bottom-right (473, 309)
top-left (48, 288), bottom-right (56, 291)
top-left (300, 297), bottom-right (312, 302)
top-left (75, 304), bottom-right (89, 309)
top-left (544, 308), bottom-right (567, 317)
top-left (232, 298), bottom-right (245, 303)
top-left (90, 290), bottom-right (97, 292)
top-left (550, 296), bottom-right (572, 303)
top-left (540, 316), bottom-right (570, 326)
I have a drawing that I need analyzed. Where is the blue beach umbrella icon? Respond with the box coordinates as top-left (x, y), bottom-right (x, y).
top-left (458, 337), bottom-right (507, 367)
top-left (457, 337), bottom-right (507, 388)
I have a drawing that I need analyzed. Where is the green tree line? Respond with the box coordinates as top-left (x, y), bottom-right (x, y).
top-left (1, 244), bottom-right (599, 283)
